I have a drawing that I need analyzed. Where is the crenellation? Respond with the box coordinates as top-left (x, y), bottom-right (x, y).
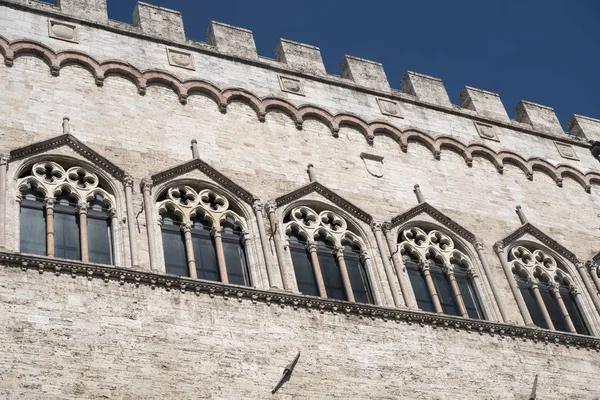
top-left (459, 86), bottom-right (509, 122)
top-left (567, 114), bottom-right (600, 142)
top-left (275, 38), bottom-right (326, 75)
top-left (401, 71), bottom-right (452, 107)
top-left (206, 21), bottom-right (258, 60)
top-left (514, 100), bottom-right (564, 136)
top-left (56, 0), bottom-right (107, 23)
top-left (339, 55), bottom-right (390, 91)
top-left (132, 2), bottom-right (184, 42)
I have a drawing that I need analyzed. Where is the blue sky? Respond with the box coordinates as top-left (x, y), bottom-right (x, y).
top-left (48, 0), bottom-right (600, 128)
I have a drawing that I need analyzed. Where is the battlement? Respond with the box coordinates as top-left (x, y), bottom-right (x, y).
top-left (1, 0), bottom-right (597, 141)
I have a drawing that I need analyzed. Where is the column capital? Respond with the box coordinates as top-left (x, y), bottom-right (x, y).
top-left (575, 260), bottom-right (586, 270)
top-left (333, 245), bottom-right (345, 257)
top-left (381, 221), bottom-right (393, 234)
top-left (0, 154), bottom-right (10, 166)
top-left (493, 241), bottom-right (505, 253)
top-left (370, 221), bottom-right (383, 232)
top-left (570, 286), bottom-right (582, 296)
top-left (548, 281), bottom-right (560, 294)
top-left (466, 267), bottom-right (477, 278)
top-left (306, 241), bottom-right (318, 253)
top-left (140, 177), bottom-right (153, 193)
top-left (475, 239), bottom-right (484, 251)
top-left (360, 250), bottom-right (370, 262)
top-left (241, 230), bottom-right (251, 244)
top-left (418, 259), bottom-right (430, 272)
top-left (44, 197), bottom-right (56, 209)
top-left (527, 278), bottom-right (538, 290)
top-left (265, 200), bottom-right (277, 215)
top-left (107, 208), bottom-right (117, 218)
top-left (252, 199), bottom-right (263, 213)
top-left (180, 222), bottom-right (192, 234)
top-left (76, 202), bottom-right (88, 215)
top-left (16, 192), bottom-right (23, 204)
top-left (123, 174), bottom-right (135, 188)
top-left (442, 262), bottom-right (454, 275)
top-left (211, 226), bottom-right (223, 238)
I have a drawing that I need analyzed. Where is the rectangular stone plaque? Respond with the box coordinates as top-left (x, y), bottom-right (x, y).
top-left (554, 141), bottom-right (579, 161)
top-left (166, 48), bottom-right (195, 71)
top-left (48, 20), bottom-right (79, 43)
top-left (278, 76), bottom-right (305, 96)
top-left (376, 98), bottom-right (403, 118)
top-left (474, 121), bottom-right (499, 142)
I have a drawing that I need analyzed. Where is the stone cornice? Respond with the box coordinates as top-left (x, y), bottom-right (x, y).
top-left (0, 36), bottom-right (598, 192)
top-left (150, 159), bottom-right (256, 205)
top-left (389, 202), bottom-right (477, 243)
top-left (8, 133), bottom-right (128, 181)
top-left (498, 222), bottom-right (578, 264)
top-left (1, 251), bottom-right (598, 349)
top-left (0, 0), bottom-right (593, 151)
top-left (273, 181), bottom-right (373, 224)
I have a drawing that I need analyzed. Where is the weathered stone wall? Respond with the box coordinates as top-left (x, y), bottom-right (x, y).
top-left (1, 1), bottom-right (600, 398)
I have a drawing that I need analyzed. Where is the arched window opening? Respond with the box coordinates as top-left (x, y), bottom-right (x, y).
top-left (399, 226), bottom-right (485, 319)
top-left (17, 161), bottom-right (116, 265)
top-left (284, 205), bottom-right (373, 304)
top-left (19, 183), bottom-right (46, 256)
top-left (509, 245), bottom-right (590, 335)
top-left (157, 184), bottom-right (250, 286)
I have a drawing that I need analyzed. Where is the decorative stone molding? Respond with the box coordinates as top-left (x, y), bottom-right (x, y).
top-left (150, 159), bottom-right (256, 205)
top-left (278, 75), bottom-right (304, 96)
top-left (166, 48), bottom-right (195, 70)
top-left (48, 19), bottom-right (79, 43)
top-left (274, 181), bottom-right (372, 224)
top-left (497, 223), bottom-right (578, 264)
top-left (390, 202), bottom-right (476, 244)
top-left (2, 251), bottom-right (598, 349)
top-left (554, 141), bottom-right (579, 161)
top-left (9, 134), bottom-right (128, 182)
top-left (509, 246), bottom-right (577, 290)
top-left (474, 121), bottom-right (499, 142)
top-left (0, 36), bottom-right (597, 191)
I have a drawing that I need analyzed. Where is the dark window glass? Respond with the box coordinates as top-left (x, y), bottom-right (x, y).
top-left (54, 195), bottom-right (81, 260)
top-left (515, 274), bottom-right (548, 329)
top-left (191, 216), bottom-right (220, 282)
top-left (87, 194), bottom-right (112, 265)
top-left (317, 237), bottom-right (346, 301)
top-left (161, 212), bottom-right (188, 277)
top-left (221, 219), bottom-right (250, 286)
top-left (539, 282), bottom-right (569, 332)
top-left (405, 255), bottom-right (435, 313)
top-left (344, 244), bottom-right (373, 304)
top-left (454, 263), bottom-right (484, 319)
top-left (289, 232), bottom-right (319, 297)
top-left (430, 259), bottom-right (460, 316)
top-left (560, 288), bottom-right (590, 335)
top-left (20, 190), bottom-right (46, 256)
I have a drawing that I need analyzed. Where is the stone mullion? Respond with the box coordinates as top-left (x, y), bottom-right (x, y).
top-left (77, 202), bottom-right (89, 262)
top-left (360, 251), bottom-right (382, 305)
top-left (549, 283), bottom-right (576, 333)
top-left (211, 226), bottom-right (229, 284)
top-left (180, 222), bottom-right (198, 279)
top-left (44, 198), bottom-right (56, 257)
top-left (588, 262), bottom-right (600, 297)
top-left (382, 224), bottom-right (416, 309)
top-left (253, 200), bottom-right (279, 288)
top-left (420, 260), bottom-right (443, 314)
top-left (0, 154), bottom-right (8, 248)
top-left (307, 241), bottom-right (327, 298)
top-left (265, 201), bottom-right (292, 291)
top-left (334, 246), bottom-right (355, 302)
top-left (124, 176), bottom-right (139, 267)
top-left (475, 240), bottom-right (507, 322)
top-left (371, 222), bottom-right (403, 307)
top-left (529, 281), bottom-right (555, 330)
top-left (140, 178), bottom-right (157, 270)
top-left (576, 262), bottom-right (600, 316)
top-left (108, 208), bottom-right (120, 266)
top-left (494, 243), bottom-right (533, 325)
top-left (444, 265), bottom-right (469, 318)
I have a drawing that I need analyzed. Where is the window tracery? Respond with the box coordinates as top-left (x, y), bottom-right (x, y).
top-left (509, 245), bottom-right (589, 335)
top-left (398, 226), bottom-right (484, 319)
top-left (284, 205), bottom-right (373, 303)
top-left (157, 184), bottom-right (250, 286)
top-left (17, 161), bottom-right (116, 264)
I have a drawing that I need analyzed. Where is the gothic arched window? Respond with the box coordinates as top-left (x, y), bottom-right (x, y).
top-left (157, 185), bottom-right (251, 286)
top-left (17, 161), bottom-right (116, 264)
top-left (509, 246), bottom-right (589, 335)
top-left (399, 227), bottom-right (485, 319)
top-left (284, 205), bottom-right (374, 304)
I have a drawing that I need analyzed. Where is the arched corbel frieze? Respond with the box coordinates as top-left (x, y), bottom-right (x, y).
top-left (1, 35), bottom-right (599, 192)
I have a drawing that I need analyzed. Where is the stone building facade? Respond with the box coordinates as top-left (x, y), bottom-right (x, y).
top-left (1, 0), bottom-right (600, 398)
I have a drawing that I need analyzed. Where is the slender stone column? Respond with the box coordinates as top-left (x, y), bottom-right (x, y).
top-left (124, 175), bottom-right (139, 267)
top-left (191, 139), bottom-right (199, 159)
top-left (307, 164), bottom-right (317, 182)
top-left (361, 251), bottom-right (382, 305)
top-left (515, 205), bottom-right (528, 224)
top-left (307, 241), bottom-right (327, 298)
top-left (475, 239), bottom-right (507, 322)
top-left (444, 265), bottom-right (468, 318)
top-left (253, 200), bottom-right (277, 288)
top-left (77, 202), bottom-right (89, 262)
top-left (334, 246), bottom-right (355, 302)
top-left (529, 281), bottom-right (555, 330)
top-left (180, 222), bottom-right (197, 279)
top-left (212, 226), bottom-right (228, 284)
top-left (587, 261), bottom-right (600, 296)
top-left (265, 201), bottom-right (292, 290)
top-left (549, 283), bottom-right (576, 333)
top-left (420, 260), bottom-right (443, 313)
top-left (494, 242), bottom-right (533, 325)
top-left (108, 208), bottom-right (121, 266)
top-left (382, 223), bottom-right (416, 309)
top-left (576, 261), bottom-right (600, 315)
top-left (44, 198), bottom-right (56, 257)
top-left (371, 222), bottom-right (403, 307)
top-left (413, 184), bottom-right (424, 204)
top-left (140, 178), bottom-right (157, 270)
top-left (0, 154), bottom-right (9, 248)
